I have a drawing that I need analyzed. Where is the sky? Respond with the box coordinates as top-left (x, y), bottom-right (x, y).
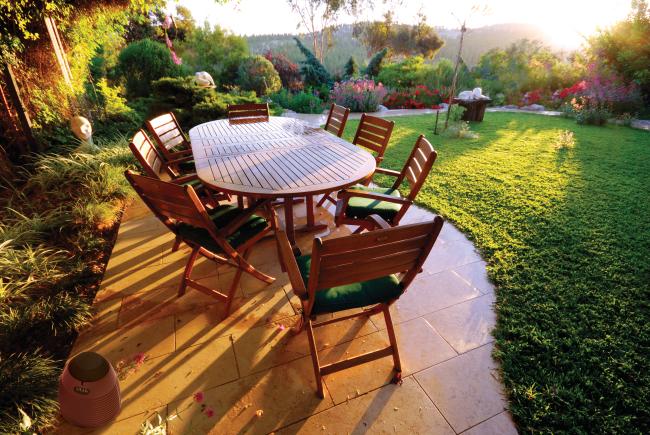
top-left (167, 0), bottom-right (631, 49)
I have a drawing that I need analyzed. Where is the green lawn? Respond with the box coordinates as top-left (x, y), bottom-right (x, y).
top-left (343, 113), bottom-right (650, 433)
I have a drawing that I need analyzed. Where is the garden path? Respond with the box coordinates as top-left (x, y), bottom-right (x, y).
top-left (283, 108), bottom-right (650, 131)
top-left (52, 195), bottom-right (517, 434)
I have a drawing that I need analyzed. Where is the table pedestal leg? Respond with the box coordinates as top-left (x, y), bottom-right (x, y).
top-left (283, 196), bottom-right (330, 251)
top-left (295, 195), bottom-right (329, 234)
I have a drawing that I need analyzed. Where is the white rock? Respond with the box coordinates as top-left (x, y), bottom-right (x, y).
top-left (194, 71), bottom-right (215, 88)
top-left (521, 104), bottom-right (545, 111)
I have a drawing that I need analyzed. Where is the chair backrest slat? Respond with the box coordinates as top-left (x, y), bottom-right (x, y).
top-left (319, 235), bottom-right (429, 269)
top-left (129, 130), bottom-right (168, 179)
top-left (324, 103), bottom-right (350, 137)
top-left (309, 219), bottom-right (443, 292)
top-left (352, 114), bottom-right (394, 164)
top-left (398, 135), bottom-right (437, 200)
top-left (146, 113), bottom-right (190, 159)
top-left (228, 103), bottom-right (269, 124)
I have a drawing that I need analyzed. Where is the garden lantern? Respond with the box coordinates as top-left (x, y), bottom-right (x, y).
top-left (58, 352), bottom-right (121, 427)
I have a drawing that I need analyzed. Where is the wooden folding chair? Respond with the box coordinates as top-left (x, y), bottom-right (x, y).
top-left (335, 134), bottom-right (437, 233)
top-left (146, 112), bottom-right (194, 174)
top-left (277, 214), bottom-right (444, 397)
top-left (129, 130), bottom-right (229, 244)
top-left (323, 103), bottom-right (350, 138)
top-left (317, 114), bottom-right (394, 207)
top-left (227, 103), bottom-right (270, 124)
top-left (124, 170), bottom-right (277, 315)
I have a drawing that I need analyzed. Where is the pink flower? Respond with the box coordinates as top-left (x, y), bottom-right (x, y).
top-left (170, 50), bottom-right (182, 65)
top-left (193, 391), bottom-right (205, 403)
top-left (204, 407), bottom-right (214, 417)
top-left (133, 352), bottom-right (147, 366)
top-left (165, 34), bottom-right (173, 49)
top-left (162, 15), bottom-right (173, 30)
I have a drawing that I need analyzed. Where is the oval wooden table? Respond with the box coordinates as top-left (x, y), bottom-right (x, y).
top-left (189, 116), bottom-right (376, 246)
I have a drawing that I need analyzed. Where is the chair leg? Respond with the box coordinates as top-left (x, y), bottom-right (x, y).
top-left (306, 319), bottom-right (325, 398)
top-left (224, 249), bottom-right (248, 317)
top-left (383, 304), bottom-right (402, 380)
top-left (178, 246), bottom-right (200, 297)
top-left (238, 256), bottom-right (275, 284)
top-left (171, 235), bottom-right (181, 252)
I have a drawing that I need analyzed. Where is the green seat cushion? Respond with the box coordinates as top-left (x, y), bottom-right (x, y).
top-left (178, 160), bottom-right (195, 173)
top-left (296, 255), bottom-right (403, 315)
top-left (345, 185), bottom-right (402, 221)
top-left (177, 205), bottom-right (267, 253)
top-left (180, 177), bottom-right (202, 189)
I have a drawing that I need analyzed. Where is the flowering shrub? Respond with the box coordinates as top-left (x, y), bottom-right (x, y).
top-left (384, 85), bottom-right (444, 109)
top-left (263, 50), bottom-right (303, 91)
top-left (330, 79), bottom-right (387, 112)
top-left (552, 68), bottom-right (641, 116)
top-left (553, 81), bottom-right (587, 103)
top-left (521, 89), bottom-right (543, 105)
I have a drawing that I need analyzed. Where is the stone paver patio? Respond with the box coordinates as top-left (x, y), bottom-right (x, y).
top-left (53, 196), bottom-right (517, 434)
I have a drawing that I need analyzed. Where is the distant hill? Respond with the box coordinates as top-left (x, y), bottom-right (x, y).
top-left (247, 23), bottom-right (570, 75)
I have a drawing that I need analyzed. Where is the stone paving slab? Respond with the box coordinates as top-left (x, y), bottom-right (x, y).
top-left (52, 196), bottom-right (517, 434)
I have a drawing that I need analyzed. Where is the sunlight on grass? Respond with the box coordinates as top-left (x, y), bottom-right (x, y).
top-left (343, 112), bottom-right (650, 432)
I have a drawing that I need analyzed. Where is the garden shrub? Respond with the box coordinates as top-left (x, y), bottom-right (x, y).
top-left (377, 56), bottom-right (428, 90)
top-left (264, 50), bottom-right (303, 91)
top-left (269, 89), bottom-right (324, 114)
top-left (330, 79), bottom-right (388, 112)
top-left (192, 91), bottom-right (260, 124)
top-left (384, 85), bottom-right (444, 109)
top-left (364, 47), bottom-right (388, 78)
top-left (294, 37), bottom-right (332, 88)
top-left (116, 39), bottom-right (187, 98)
top-left (237, 55), bottom-right (282, 96)
top-left (344, 56), bottom-right (359, 79)
top-left (175, 23), bottom-right (250, 89)
top-left (151, 76), bottom-right (260, 129)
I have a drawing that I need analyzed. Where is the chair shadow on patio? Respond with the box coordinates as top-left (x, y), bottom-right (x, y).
top-left (55, 196), bottom-right (516, 434)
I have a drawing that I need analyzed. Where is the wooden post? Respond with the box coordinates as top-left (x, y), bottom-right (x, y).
top-left (2, 63), bottom-right (39, 153)
top-left (444, 22), bottom-right (467, 130)
top-left (44, 16), bottom-right (73, 90)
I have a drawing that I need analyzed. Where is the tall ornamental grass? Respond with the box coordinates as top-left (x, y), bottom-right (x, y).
top-left (0, 138), bottom-right (136, 433)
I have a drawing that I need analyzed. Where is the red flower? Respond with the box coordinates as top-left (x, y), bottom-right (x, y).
top-left (194, 392), bottom-right (205, 403)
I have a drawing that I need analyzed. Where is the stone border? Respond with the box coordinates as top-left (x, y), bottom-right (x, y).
top-left (283, 107), bottom-right (650, 132)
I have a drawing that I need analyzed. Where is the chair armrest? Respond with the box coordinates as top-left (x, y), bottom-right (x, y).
top-left (337, 189), bottom-right (411, 205)
top-left (374, 167), bottom-right (401, 178)
top-left (219, 199), bottom-right (272, 238)
top-left (366, 214), bottom-right (392, 230)
top-left (275, 228), bottom-right (307, 298)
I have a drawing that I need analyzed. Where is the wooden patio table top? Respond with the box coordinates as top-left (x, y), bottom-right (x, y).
top-left (189, 116), bottom-right (376, 245)
top-left (188, 116), bottom-right (376, 198)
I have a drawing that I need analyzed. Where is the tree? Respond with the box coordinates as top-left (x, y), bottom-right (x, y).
top-left (588, 0), bottom-right (650, 105)
top-left (344, 56), bottom-right (358, 78)
top-left (286, 0), bottom-right (368, 61)
top-left (294, 37), bottom-right (332, 87)
top-left (354, 11), bottom-right (444, 59)
top-left (175, 23), bottom-right (249, 87)
top-left (117, 38), bottom-right (185, 98)
top-left (364, 47), bottom-right (388, 77)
